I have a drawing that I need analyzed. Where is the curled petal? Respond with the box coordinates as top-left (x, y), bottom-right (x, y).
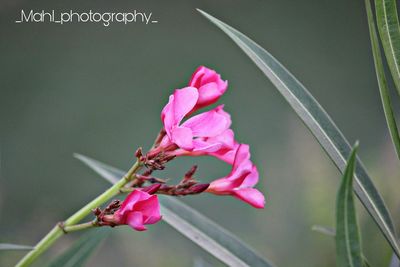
top-left (126, 212), bottom-right (147, 231)
top-left (207, 178), bottom-right (236, 194)
top-left (118, 190), bottom-right (148, 217)
top-left (241, 165), bottom-right (259, 188)
top-left (233, 188), bottom-right (265, 209)
top-left (207, 170), bottom-right (249, 194)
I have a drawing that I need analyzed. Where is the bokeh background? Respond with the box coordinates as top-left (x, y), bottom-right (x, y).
top-left (1, 0), bottom-right (399, 266)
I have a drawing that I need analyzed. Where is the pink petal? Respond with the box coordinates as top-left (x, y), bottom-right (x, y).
top-left (192, 139), bottom-right (223, 153)
top-left (188, 66), bottom-right (207, 88)
top-left (196, 82), bottom-right (224, 109)
top-left (233, 188), bottom-right (265, 209)
top-left (207, 178), bottom-right (236, 194)
top-left (126, 211), bottom-right (147, 231)
top-left (214, 105), bottom-right (231, 127)
top-left (162, 87), bottom-right (199, 137)
top-left (134, 195), bottom-right (161, 223)
top-left (212, 151), bottom-right (236, 164)
top-left (159, 135), bottom-right (173, 148)
top-left (144, 215), bottom-right (162, 225)
top-left (207, 169), bottom-right (250, 194)
top-left (232, 145), bottom-right (251, 170)
top-left (206, 129), bottom-right (235, 148)
top-left (241, 165), bottom-right (259, 188)
top-left (206, 129), bottom-right (239, 164)
top-left (211, 146), bottom-right (238, 165)
top-left (171, 126), bottom-right (194, 150)
top-left (172, 87), bottom-right (198, 123)
top-left (230, 144), bottom-right (253, 177)
top-left (118, 190), bottom-right (146, 216)
top-left (181, 106), bottom-right (231, 137)
top-left (161, 95), bottom-right (175, 137)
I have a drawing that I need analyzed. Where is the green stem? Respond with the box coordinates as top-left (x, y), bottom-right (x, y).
top-left (63, 221), bottom-right (98, 233)
top-left (16, 160), bottom-right (142, 267)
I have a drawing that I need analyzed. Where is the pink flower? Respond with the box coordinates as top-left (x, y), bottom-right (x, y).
top-left (189, 66), bottom-right (228, 111)
top-left (206, 144), bottom-right (265, 209)
top-left (173, 129), bottom-right (240, 164)
top-left (161, 87), bottom-right (231, 151)
top-left (113, 189), bottom-right (162, 231)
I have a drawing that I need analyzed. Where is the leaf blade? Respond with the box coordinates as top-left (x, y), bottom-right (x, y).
top-left (366, 0), bottom-right (400, 160)
top-left (47, 228), bottom-right (109, 267)
top-left (336, 143), bottom-right (363, 267)
top-left (0, 243), bottom-right (34, 251)
top-left (196, 9), bottom-right (400, 259)
top-left (74, 154), bottom-right (275, 267)
top-left (375, 0), bottom-right (400, 96)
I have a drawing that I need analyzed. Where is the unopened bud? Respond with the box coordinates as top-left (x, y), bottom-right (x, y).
top-left (185, 165), bottom-right (198, 179)
top-left (92, 207), bottom-right (102, 216)
top-left (188, 183), bottom-right (209, 194)
top-left (135, 147), bottom-right (143, 158)
top-left (142, 183), bottom-right (162, 194)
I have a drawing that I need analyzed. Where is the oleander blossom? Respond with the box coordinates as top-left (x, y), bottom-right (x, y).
top-left (189, 66), bottom-right (228, 112)
top-left (155, 66), bottom-right (239, 164)
top-left (139, 65), bottom-right (264, 216)
top-left (112, 189), bottom-right (162, 231)
top-left (206, 144), bottom-right (265, 209)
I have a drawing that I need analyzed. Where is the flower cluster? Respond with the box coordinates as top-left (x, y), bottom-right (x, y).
top-left (97, 66), bottom-right (265, 231)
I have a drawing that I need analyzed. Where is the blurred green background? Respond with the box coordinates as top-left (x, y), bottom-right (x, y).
top-left (1, 0), bottom-right (399, 266)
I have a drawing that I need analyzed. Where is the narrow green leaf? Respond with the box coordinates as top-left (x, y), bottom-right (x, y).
top-left (366, 0), bottom-right (400, 160)
top-left (0, 243), bottom-right (34, 251)
top-left (47, 228), bottom-right (109, 267)
top-left (196, 9), bottom-right (400, 259)
top-left (336, 143), bottom-right (362, 267)
top-left (311, 225), bottom-right (371, 267)
top-left (375, 0), bottom-right (400, 96)
top-left (74, 154), bottom-right (275, 267)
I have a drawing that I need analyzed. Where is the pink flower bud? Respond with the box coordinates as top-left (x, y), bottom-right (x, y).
top-left (189, 66), bottom-right (228, 111)
top-left (206, 145), bottom-right (265, 209)
top-left (113, 189), bottom-right (162, 231)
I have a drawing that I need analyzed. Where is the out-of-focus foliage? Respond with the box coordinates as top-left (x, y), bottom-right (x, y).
top-left (198, 8), bottom-right (400, 258)
top-left (335, 143), bottom-right (363, 267)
